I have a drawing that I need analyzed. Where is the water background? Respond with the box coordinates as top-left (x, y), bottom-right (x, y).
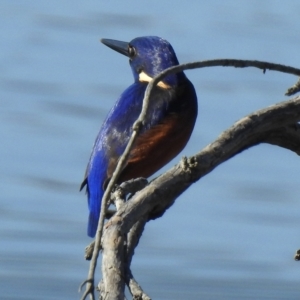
top-left (1, 1), bottom-right (300, 299)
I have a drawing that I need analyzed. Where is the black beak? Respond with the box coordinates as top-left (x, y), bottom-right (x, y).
top-left (101, 38), bottom-right (129, 57)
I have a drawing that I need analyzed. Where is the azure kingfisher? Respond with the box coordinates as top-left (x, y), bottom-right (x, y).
top-left (81, 36), bottom-right (198, 237)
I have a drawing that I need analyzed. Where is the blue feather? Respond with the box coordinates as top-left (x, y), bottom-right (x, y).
top-left (81, 36), bottom-right (197, 237)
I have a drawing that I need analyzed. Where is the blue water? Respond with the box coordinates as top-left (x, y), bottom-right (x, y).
top-left (1, 1), bottom-right (300, 299)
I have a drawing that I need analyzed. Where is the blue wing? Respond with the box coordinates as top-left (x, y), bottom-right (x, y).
top-left (81, 80), bottom-right (196, 237)
top-left (81, 82), bottom-right (168, 237)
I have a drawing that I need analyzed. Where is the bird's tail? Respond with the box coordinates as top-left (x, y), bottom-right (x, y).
top-left (87, 188), bottom-right (104, 238)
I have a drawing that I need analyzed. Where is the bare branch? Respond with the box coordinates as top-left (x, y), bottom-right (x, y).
top-left (125, 217), bottom-right (150, 300)
top-left (81, 58), bottom-right (300, 299)
top-left (140, 59), bottom-right (300, 124)
top-left (120, 96), bottom-right (300, 229)
top-left (99, 96), bottom-right (300, 298)
top-left (265, 123), bottom-right (300, 155)
top-left (126, 269), bottom-right (151, 300)
top-left (100, 223), bottom-right (126, 300)
top-left (112, 58), bottom-right (300, 238)
top-left (286, 78), bottom-right (300, 96)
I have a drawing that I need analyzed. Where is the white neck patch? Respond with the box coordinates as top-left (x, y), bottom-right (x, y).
top-left (139, 71), bottom-right (170, 89)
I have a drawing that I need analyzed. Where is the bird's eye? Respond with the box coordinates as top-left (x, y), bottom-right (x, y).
top-left (128, 45), bottom-right (136, 58)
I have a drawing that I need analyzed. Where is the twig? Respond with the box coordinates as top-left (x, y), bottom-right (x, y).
top-left (142, 59), bottom-right (300, 123)
top-left (286, 77), bottom-right (300, 96)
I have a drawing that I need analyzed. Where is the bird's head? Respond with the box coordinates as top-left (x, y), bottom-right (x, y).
top-left (101, 36), bottom-right (185, 88)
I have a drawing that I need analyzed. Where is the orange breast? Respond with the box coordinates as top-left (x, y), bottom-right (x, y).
top-left (118, 101), bottom-right (196, 183)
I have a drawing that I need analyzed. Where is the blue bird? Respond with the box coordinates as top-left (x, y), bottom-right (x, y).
top-left (81, 36), bottom-right (198, 237)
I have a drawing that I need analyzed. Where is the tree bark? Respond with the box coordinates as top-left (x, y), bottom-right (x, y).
top-left (99, 96), bottom-right (300, 298)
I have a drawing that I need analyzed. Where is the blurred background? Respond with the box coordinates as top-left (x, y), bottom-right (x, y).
top-left (1, 1), bottom-right (300, 299)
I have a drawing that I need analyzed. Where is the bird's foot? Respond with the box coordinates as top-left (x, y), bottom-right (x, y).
top-left (119, 177), bottom-right (148, 194)
top-left (112, 178), bottom-right (148, 210)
